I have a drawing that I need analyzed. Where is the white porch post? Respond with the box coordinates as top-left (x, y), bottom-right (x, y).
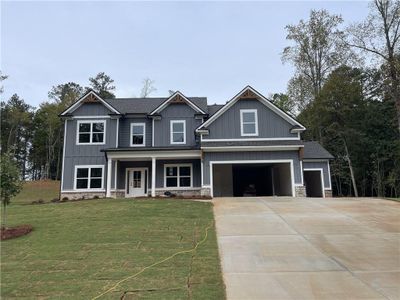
top-left (106, 158), bottom-right (112, 197)
top-left (151, 157), bottom-right (156, 197)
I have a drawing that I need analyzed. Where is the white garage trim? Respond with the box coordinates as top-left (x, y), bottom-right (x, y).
top-left (303, 168), bottom-right (325, 198)
top-left (209, 159), bottom-right (295, 198)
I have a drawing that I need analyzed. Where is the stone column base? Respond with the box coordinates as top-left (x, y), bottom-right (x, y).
top-left (324, 190), bottom-right (333, 197)
top-left (295, 185), bottom-right (306, 197)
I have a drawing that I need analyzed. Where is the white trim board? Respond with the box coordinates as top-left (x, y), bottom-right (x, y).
top-left (201, 137), bottom-right (301, 142)
top-left (73, 165), bottom-right (105, 191)
top-left (201, 145), bottom-right (303, 152)
top-left (170, 120), bottom-right (186, 145)
top-left (130, 122), bottom-right (146, 147)
top-left (60, 90), bottom-right (120, 116)
top-left (106, 150), bottom-right (202, 160)
top-left (209, 159), bottom-right (296, 198)
top-left (303, 168), bottom-right (326, 197)
top-left (76, 120), bottom-right (106, 145)
top-left (240, 109), bottom-right (259, 136)
top-left (164, 163), bottom-right (193, 188)
top-left (197, 85), bottom-right (306, 132)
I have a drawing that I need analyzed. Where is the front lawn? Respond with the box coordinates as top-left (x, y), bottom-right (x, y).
top-left (1, 197), bottom-right (225, 299)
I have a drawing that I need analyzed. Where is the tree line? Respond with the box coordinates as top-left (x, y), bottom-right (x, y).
top-left (273, 0), bottom-right (400, 197)
top-left (1, 0), bottom-right (399, 198)
top-left (0, 73), bottom-right (157, 181)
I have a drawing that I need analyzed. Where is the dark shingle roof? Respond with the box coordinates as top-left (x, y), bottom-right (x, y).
top-left (104, 97), bottom-right (208, 114)
top-left (303, 141), bottom-right (334, 159)
top-left (207, 104), bottom-right (224, 116)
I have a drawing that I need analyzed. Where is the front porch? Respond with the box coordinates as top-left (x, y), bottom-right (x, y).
top-left (105, 149), bottom-right (205, 198)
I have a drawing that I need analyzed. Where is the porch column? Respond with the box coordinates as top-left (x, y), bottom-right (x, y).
top-left (106, 158), bottom-right (112, 197)
top-left (151, 157), bottom-right (156, 197)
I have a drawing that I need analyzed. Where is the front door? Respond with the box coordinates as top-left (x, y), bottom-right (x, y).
top-left (127, 168), bottom-right (147, 197)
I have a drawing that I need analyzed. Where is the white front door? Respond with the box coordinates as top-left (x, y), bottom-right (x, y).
top-left (127, 168), bottom-right (147, 197)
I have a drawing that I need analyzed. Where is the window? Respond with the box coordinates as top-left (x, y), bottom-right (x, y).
top-left (75, 165), bottom-right (104, 190)
top-left (77, 121), bottom-right (106, 144)
top-left (240, 109), bottom-right (258, 136)
top-left (164, 164), bottom-right (192, 188)
top-left (130, 123), bottom-right (146, 146)
top-left (170, 120), bottom-right (186, 144)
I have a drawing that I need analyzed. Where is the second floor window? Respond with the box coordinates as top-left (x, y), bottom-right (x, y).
top-left (77, 121), bottom-right (105, 144)
top-left (170, 120), bottom-right (186, 144)
top-left (240, 109), bottom-right (258, 136)
top-left (131, 123), bottom-right (146, 146)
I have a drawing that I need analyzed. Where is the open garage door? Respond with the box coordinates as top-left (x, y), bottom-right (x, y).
top-left (212, 162), bottom-right (293, 197)
top-left (304, 170), bottom-right (324, 197)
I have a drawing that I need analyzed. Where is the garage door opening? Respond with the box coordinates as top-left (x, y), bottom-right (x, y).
top-left (212, 163), bottom-right (293, 197)
top-left (304, 170), bottom-right (323, 197)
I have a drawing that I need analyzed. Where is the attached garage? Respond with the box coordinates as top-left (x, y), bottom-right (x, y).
top-left (211, 162), bottom-right (294, 197)
top-left (303, 169), bottom-right (324, 197)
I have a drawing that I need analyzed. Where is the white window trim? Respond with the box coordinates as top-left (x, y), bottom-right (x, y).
top-left (240, 109), bottom-right (258, 136)
top-left (164, 163), bottom-right (193, 188)
top-left (76, 120), bottom-right (106, 145)
top-left (170, 120), bottom-right (186, 145)
top-left (130, 123), bottom-right (146, 147)
top-left (74, 165), bottom-right (105, 191)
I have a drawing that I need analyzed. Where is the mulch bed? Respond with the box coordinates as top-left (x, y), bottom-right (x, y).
top-left (1, 225), bottom-right (33, 240)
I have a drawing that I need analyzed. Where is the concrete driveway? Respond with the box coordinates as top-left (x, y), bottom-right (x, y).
top-left (213, 197), bottom-right (400, 300)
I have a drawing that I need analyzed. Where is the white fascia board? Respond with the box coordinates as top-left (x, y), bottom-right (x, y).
top-left (201, 137), bottom-right (300, 142)
top-left (201, 145), bottom-right (303, 152)
top-left (107, 150), bottom-right (202, 159)
top-left (149, 91), bottom-right (206, 115)
top-left (197, 85), bottom-right (305, 131)
top-left (60, 91), bottom-right (120, 116)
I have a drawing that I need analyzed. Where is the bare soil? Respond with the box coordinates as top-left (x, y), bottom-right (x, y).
top-left (1, 224), bottom-right (33, 240)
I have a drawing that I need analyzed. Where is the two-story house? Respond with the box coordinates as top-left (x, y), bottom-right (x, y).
top-left (59, 85), bottom-right (333, 200)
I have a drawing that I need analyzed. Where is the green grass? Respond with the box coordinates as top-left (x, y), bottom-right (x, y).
top-left (385, 197), bottom-right (400, 202)
top-left (14, 180), bottom-right (60, 204)
top-left (1, 183), bottom-right (225, 299)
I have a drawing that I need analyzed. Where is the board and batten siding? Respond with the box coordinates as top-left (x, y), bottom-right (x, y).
top-left (153, 103), bottom-right (202, 147)
top-left (202, 151), bottom-right (302, 186)
top-left (118, 117), bottom-right (152, 148)
top-left (62, 116), bottom-right (117, 191)
top-left (204, 99), bottom-right (298, 140)
top-left (303, 161), bottom-right (331, 189)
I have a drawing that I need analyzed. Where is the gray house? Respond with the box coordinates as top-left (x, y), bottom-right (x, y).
top-left (60, 86), bottom-right (333, 200)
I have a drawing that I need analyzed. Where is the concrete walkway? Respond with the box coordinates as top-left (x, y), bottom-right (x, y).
top-left (213, 197), bottom-right (400, 300)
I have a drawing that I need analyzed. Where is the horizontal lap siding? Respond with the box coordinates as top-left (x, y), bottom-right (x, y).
top-left (303, 161), bottom-right (331, 188)
top-left (154, 104), bottom-right (202, 147)
top-left (205, 99), bottom-right (298, 139)
top-left (203, 151), bottom-right (302, 185)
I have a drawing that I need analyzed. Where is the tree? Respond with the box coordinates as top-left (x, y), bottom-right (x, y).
top-left (1, 154), bottom-right (23, 228)
top-left (347, 0), bottom-right (400, 131)
top-left (282, 10), bottom-right (352, 103)
top-left (88, 72), bottom-right (116, 99)
top-left (48, 82), bottom-right (84, 107)
top-left (140, 78), bottom-right (157, 98)
top-left (270, 93), bottom-right (295, 115)
top-left (0, 71), bottom-right (7, 94)
top-left (0, 94), bottom-right (34, 178)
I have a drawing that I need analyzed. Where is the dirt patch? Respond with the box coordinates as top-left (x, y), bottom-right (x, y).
top-left (1, 225), bottom-right (33, 240)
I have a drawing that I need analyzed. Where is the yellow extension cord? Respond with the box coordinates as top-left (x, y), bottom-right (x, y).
top-left (91, 222), bottom-right (213, 300)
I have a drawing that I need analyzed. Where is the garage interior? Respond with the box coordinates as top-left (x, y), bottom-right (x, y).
top-left (212, 163), bottom-right (293, 197)
top-left (304, 170), bottom-right (323, 197)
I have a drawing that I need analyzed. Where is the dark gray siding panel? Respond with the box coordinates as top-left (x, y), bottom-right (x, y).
top-left (73, 103), bottom-right (112, 116)
top-left (303, 161), bottom-right (331, 188)
top-left (62, 118), bottom-right (117, 190)
top-left (154, 104), bottom-right (202, 147)
top-left (62, 156), bottom-right (107, 190)
top-left (156, 159), bottom-right (201, 188)
top-left (205, 99), bottom-right (298, 139)
top-left (118, 117), bottom-right (152, 147)
top-left (203, 151), bottom-right (302, 185)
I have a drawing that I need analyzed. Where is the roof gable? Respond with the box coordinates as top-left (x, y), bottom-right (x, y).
top-left (197, 86), bottom-right (305, 132)
top-left (60, 90), bottom-right (120, 116)
top-left (149, 91), bottom-right (206, 115)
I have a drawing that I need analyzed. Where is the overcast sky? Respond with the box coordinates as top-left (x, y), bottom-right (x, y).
top-left (1, 1), bottom-right (370, 107)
